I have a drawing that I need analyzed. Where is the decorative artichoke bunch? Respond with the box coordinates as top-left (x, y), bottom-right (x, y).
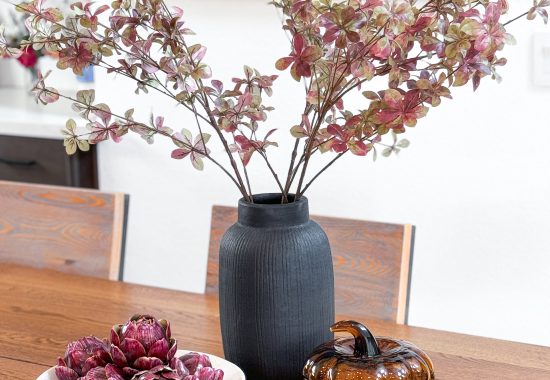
top-left (54, 314), bottom-right (224, 380)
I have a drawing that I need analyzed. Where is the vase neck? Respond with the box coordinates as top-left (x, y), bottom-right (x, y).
top-left (237, 193), bottom-right (309, 228)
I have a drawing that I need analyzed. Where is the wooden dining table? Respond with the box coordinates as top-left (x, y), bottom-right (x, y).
top-left (1, 263), bottom-right (549, 380)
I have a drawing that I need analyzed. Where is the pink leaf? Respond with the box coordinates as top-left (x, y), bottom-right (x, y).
top-left (370, 37), bottom-right (391, 59)
top-left (211, 80), bottom-right (223, 93)
top-left (192, 46), bottom-right (207, 61)
top-left (275, 57), bottom-right (293, 71)
top-left (171, 148), bottom-right (191, 159)
top-left (327, 124), bottom-right (344, 139)
top-left (293, 34), bottom-right (304, 54)
top-left (94, 4), bottom-right (109, 16)
top-left (142, 62), bottom-right (159, 74)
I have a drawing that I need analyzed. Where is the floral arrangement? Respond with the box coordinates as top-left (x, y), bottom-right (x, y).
top-left (0, 11), bottom-right (43, 77)
top-left (0, 0), bottom-right (548, 203)
top-left (54, 314), bottom-right (224, 380)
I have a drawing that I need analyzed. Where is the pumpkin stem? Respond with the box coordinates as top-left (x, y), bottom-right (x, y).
top-left (330, 320), bottom-right (381, 357)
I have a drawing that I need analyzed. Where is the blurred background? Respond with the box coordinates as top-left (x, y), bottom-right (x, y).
top-left (1, 0), bottom-right (549, 347)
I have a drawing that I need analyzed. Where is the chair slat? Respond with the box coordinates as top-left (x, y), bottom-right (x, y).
top-left (0, 180), bottom-right (128, 280)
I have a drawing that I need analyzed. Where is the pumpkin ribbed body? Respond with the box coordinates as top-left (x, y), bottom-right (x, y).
top-left (219, 194), bottom-right (335, 380)
top-left (303, 321), bottom-right (435, 380)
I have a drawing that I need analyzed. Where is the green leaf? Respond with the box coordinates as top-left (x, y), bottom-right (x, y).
top-left (77, 139), bottom-right (90, 152)
top-left (175, 91), bottom-right (189, 102)
top-left (80, 17), bottom-right (92, 28)
top-left (397, 139), bottom-right (410, 148)
top-left (76, 89), bottom-right (95, 105)
top-left (188, 44), bottom-right (202, 56)
top-left (244, 65), bottom-right (254, 78)
top-left (290, 125), bottom-right (308, 138)
top-left (192, 157), bottom-right (204, 171)
top-left (65, 119), bottom-right (77, 133)
top-left (64, 138), bottom-right (77, 155)
top-left (180, 128), bottom-right (192, 143)
top-left (125, 108), bottom-right (135, 120)
top-left (100, 46), bottom-right (113, 57)
top-left (415, 79), bottom-right (431, 90)
top-left (201, 133), bottom-right (212, 144)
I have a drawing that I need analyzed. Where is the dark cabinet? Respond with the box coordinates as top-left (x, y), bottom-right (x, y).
top-left (0, 134), bottom-right (98, 188)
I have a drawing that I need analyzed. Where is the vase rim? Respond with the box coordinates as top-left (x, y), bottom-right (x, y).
top-left (238, 193), bottom-right (307, 207)
top-left (237, 193), bottom-right (309, 227)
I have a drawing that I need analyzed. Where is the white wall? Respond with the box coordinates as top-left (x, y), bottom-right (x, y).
top-left (95, 1), bottom-right (550, 346)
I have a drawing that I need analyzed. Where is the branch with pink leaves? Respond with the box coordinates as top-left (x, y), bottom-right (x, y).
top-left (1, 0), bottom-right (548, 203)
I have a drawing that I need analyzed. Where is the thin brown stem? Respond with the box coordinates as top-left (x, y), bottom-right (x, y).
top-left (300, 152), bottom-right (345, 195)
top-left (41, 87), bottom-right (244, 191)
top-left (295, 48), bottom-right (344, 198)
top-left (504, 11), bottom-right (528, 26)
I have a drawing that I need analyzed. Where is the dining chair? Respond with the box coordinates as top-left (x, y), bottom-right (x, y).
top-left (207, 205), bottom-right (415, 324)
top-left (0, 180), bottom-right (129, 280)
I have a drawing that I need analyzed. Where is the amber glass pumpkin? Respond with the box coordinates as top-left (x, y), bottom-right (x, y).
top-left (303, 320), bottom-right (435, 380)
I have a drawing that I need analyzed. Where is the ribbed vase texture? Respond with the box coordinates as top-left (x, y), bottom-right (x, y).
top-left (219, 194), bottom-right (335, 380)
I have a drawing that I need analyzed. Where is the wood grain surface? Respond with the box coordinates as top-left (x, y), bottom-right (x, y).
top-left (207, 205), bottom-right (414, 323)
top-left (0, 357), bottom-right (49, 380)
top-left (0, 181), bottom-right (126, 280)
top-left (1, 264), bottom-right (549, 379)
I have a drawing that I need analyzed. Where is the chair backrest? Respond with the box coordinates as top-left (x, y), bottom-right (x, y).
top-left (0, 180), bottom-right (129, 280)
top-left (207, 205), bottom-right (414, 324)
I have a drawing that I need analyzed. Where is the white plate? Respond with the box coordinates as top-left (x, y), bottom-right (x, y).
top-left (37, 350), bottom-right (245, 380)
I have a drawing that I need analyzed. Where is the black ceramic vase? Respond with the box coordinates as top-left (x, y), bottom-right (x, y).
top-left (219, 193), bottom-right (335, 380)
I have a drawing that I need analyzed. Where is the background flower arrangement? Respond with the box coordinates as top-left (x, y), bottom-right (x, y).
top-left (0, 0), bottom-right (548, 203)
top-left (0, 11), bottom-right (44, 78)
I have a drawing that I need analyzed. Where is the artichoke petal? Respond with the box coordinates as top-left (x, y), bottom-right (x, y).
top-left (105, 363), bottom-right (125, 380)
top-left (81, 355), bottom-right (106, 375)
top-left (58, 336), bottom-right (111, 378)
top-left (110, 344), bottom-right (128, 368)
top-left (121, 338), bottom-right (147, 364)
top-left (179, 352), bottom-right (211, 374)
top-left (166, 339), bottom-right (177, 361)
top-left (158, 320), bottom-right (171, 340)
top-left (54, 365), bottom-right (79, 380)
top-left (148, 339), bottom-right (169, 360)
top-left (123, 367), bottom-right (139, 377)
top-left (160, 370), bottom-right (180, 380)
top-left (129, 317), bottom-right (165, 351)
top-left (81, 366), bottom-right (107, 380)
top-left (133, 356), bottom-right (163, 371)
top-left (68, 350), bottom-right (88, 372)
top-left (131, 365), bottom-right (181, 380)
top-left (110, 326), bottom-right (122, 347)
top-left (196, 367), bottom-right (224, 380)
top-left (170, 357), bottom-right (189, 378)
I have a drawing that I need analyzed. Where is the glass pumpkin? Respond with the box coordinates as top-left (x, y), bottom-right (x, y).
top-left (303, 320), bottom-right (435, 380)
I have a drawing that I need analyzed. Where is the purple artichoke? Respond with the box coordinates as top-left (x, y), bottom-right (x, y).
top-left (54, 336), bottom-right (111, 380)
top-left (132, 365), bottom-right (187, 380)
top-left (193, 367), bottom-right (224, 380)
top-left (110, 314), bottom-right (177, 378)
top-left (78, 367), bottom-right (108, 380)
top-left (177, 353), bottom-right (223, 380)
top-left (178, 353), bottom-right (211, 374)
top-left (53, 315), bottom-right (224, 380)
